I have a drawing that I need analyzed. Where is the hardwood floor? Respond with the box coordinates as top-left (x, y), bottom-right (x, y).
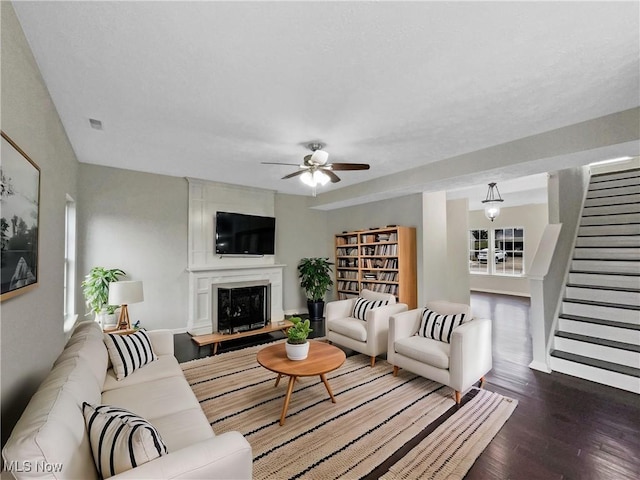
top-left (174, 292), bottom-right (640, 479)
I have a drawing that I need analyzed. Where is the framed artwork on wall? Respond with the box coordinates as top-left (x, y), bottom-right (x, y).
top-left (1, 131), bottom-right (41, 301)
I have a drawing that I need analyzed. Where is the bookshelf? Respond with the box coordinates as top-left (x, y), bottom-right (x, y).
top-left (335, 226), bottom-right (417, 309)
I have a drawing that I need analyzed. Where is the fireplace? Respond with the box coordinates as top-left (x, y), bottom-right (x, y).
top-left (212, 281), bottom-right (271, 334)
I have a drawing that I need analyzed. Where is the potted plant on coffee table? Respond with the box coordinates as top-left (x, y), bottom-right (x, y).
top-left (297, 257), bottom-right (334, 320)
top-left (285, 317), bottom-right (312, 361)
top-left (81, 266), bottom-right (126, 328)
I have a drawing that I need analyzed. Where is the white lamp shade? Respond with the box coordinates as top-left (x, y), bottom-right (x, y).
top-left (300, 171), bottom-right (315, 186)
top-left (310, 150), bottom-right (329, 165)
top-left (108, 280), bottom-right (144, 305)
top-left (313, 170), bottom-right (330, 185)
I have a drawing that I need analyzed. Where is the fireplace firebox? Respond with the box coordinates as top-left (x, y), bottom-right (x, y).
top-left (212, 281), bottom-right (271, 334)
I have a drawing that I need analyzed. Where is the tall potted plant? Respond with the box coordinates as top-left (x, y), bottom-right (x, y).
top-left (298, 257), bottom-right (334, 320)
top-left (285, 317), bottom-right (312, 360)
top-left (81, 267), bottom-right (126, 327)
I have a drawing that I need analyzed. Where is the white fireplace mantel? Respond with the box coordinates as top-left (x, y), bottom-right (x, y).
top-left (187, 264), bottom-right (285, 335)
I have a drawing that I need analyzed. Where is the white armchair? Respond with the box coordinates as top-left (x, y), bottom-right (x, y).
top-left (326, 289), bottom-right (408, 367)
top-left (388, 300), bottom-right (492, 404)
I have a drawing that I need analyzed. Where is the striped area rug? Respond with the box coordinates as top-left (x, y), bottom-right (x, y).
top-left (181, 341), bottom-right (516, 479)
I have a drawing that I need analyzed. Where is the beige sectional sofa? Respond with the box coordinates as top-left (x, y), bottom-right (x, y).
top-left (2, 321), bottom-right (252, 479)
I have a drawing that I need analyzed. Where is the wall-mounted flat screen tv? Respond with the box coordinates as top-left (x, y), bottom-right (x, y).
top-left (215, 211), bottom-right (276, 255)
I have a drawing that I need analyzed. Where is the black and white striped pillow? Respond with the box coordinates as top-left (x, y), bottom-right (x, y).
top-left (417, 308), bottom-right (466, 343)
top-left (82, 403), bottom-right (168, 479)
top-left (352, 297), bottom-right (390, 321)
top-left (104, 330), bottom-right (157, 380)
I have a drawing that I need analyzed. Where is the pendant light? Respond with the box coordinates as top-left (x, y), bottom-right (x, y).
top-left (481, 182), bottom-right (504, 222)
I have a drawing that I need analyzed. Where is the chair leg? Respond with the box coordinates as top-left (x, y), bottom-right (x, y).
top-left (370, 356), bottom-right (376, 367)
top-left (393, 366), bottom-right (399, 377)
top-left (455, 390), bottom-right (461, 404)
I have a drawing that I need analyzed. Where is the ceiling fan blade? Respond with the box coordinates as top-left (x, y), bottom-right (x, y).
top-left (261, 162), bottom-right (301, 166)
top-left (282, 170), bottom-right (307, 180)
top-left (321, 169), bottom-right (341, 183)
top-left (329, 163), bottom-right (370, 171)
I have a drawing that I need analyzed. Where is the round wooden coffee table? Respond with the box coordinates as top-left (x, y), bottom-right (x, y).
top-left (257, 341), bottom-right (346, 425)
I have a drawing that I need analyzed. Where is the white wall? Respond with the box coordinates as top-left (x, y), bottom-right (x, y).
top-left (275, 194), bottom-right (330, 313)
top-left (469, 203), bottom-right (549, 296)
top-left (446, 198), bottom-right (471, 304)
top-left (1, 2), bottom-right (79, 445)
top-left (422, 192), bottom-right (449, 302)
top-left (77, 164), bottom-right (189, 331)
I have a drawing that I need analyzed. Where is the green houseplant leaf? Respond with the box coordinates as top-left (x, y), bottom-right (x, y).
top-left (81, 267), bottom-right (126, 315)
top-left (286, 317), bottom-right (312, 344)
top-left (297, 258), bottom-right (334, 302)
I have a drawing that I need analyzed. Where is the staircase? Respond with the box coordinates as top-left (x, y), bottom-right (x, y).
top-left (549, 167), bottom-right (640, 393)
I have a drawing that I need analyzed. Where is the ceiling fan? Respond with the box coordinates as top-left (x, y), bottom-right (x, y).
top-left (262, 143), bottom-right (370, 191)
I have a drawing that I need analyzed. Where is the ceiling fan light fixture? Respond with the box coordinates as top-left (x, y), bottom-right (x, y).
top-left (481, 182), bottom-right (504, 222)
top-left (300, 171), bottom-right (315, 186)
top-left (314, 170), bottom-right (330, 186)
top-left (310, 149), bottom-right (329, 165)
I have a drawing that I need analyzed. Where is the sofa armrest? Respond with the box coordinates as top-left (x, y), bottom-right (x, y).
top-left (449, 318), bottom-right (492, 392)
top-left (110, 432), bottom-right (252, 480)
top-left (326, 299), bottom-right (355, 322)
top-left (147, 329), bottom-right (175, 356)
top-left (366, 303), bottom-right (408, 335)
top-left (389, 309), bottom-right (422, 343)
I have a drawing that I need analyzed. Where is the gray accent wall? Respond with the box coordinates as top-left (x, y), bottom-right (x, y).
top-left (1, 2), bottom-right (79, 445)
top-left (77, 164), bottom-right (189, 331)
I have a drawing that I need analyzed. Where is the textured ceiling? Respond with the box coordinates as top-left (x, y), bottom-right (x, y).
top-left (12, 1), bottom-right (640, 205)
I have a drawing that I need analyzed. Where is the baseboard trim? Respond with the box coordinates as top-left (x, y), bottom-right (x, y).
top-left (529, 360), bottom-right (552, 373)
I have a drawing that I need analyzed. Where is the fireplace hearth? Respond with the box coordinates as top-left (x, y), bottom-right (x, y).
top-left (213, 281), bottom-right (271, 334)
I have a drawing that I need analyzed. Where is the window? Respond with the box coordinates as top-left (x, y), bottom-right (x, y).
top-left (469, 229), bottom-right (489, 274)
top-left (469, 227), bottom-right (524, 276)
top-left (63, 195), bottom-right (77, 331)
top-left (494, 227), bottom-right (524, 275)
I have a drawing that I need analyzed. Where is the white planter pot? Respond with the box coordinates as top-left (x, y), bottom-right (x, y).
top-left (96, 311), bottom-right (117, 329)
top-left (285, 341), bottom-right (309, 361)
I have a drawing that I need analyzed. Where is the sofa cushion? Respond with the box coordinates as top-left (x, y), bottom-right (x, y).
top-left (328, 317), bottom-right (367, 342)
top-left (394, 336), bottom-right (451, 369)
top-left (102, 355), bottom-right (183, 392)
top-left (417, 308), bottom-right (466, 343)
top-left (82, 403), bottom-right (168, 479)
top-left (352, 297), bottom-right (390, 320)
top-left (150, 408), bottom-right (216, 452)
top-left (104, 330), bottom-right (157, 380)
top-left (102, 375), bottom-right (201, 421)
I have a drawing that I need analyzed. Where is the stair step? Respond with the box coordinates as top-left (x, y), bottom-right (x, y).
top-left (569, 271), bottom-right (640, 290)
top-left (561, 299), bottom-right (640, 324)
top-left (581, 213), bottom-right (640, 226)
top-left (589, 176), bottom-right (640, 191)
top-left (554, 332), bottom-right (640, 368)
top-left (565, 284), bottom-right (640, 306)
top-left (574, 246), bottom-right (640, 260)
top-left (586, 184), bottom-right (640, 199)
top-left (575, 235), bottom-right (640, 247)
top-left (590, 167), bottom-right (640, 182)
top-left (583, 202), bottom-right (640, 216)
top-left (571, 258), bottom-right (640, 274)
top-left (549, 350), bottom-right (640, 393)
top-left (556, 330), bottom-right (640, 352)
top-left (578, 224), bottom-right (640, 236)
top-left (584, 192), bottom-right (640, 208)
top-left (558, 314), bottom-right (640, 344)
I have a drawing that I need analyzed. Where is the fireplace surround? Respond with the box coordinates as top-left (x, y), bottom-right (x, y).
top-left (187, 264), bottom-right (285, 335)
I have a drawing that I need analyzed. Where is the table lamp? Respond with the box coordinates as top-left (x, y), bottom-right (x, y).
top-left (108, 280), bottom-right (144, 330)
